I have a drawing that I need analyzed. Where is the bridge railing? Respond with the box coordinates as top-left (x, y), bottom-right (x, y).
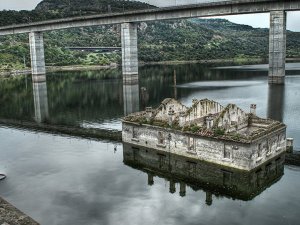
top-left (142, 0), bottom-right (225, 7)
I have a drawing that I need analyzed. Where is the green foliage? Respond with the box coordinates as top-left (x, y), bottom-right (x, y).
top-left (181, 124), bottom-right (200, 133)
top-left (138, 117), bottom-right (147, 125)
top-left (153, 120), bottom-right (169, 128)
top-left (190, 124), bottom-right (200, 133)
top-left (231, 133), bottom-right (241, 141)
top-left (170, 121), bottom-right (181, 130)
top-left (213, 127), bottom-right (225, 136)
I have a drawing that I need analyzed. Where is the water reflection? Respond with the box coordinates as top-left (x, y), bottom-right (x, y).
top-left (123, 143), bottom-right (285, 203)
top-left (267, 85), bottom-right (285, 122)
top-left (123, 82), bottom-right (140, 116)
top-left (33, 79), bottom-right (49, 123)
top-left (0, 63), bottom-right (300, 146)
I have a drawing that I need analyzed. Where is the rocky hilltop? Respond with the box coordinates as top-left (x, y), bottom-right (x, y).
top-left (35, 0), bottom-right (155, 15)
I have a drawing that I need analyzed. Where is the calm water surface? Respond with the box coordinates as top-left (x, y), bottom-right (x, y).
top-left (0, 63), bottom-right (300, 225)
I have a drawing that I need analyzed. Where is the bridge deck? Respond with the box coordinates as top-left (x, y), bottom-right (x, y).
top-left (0, 0), bottom-right (299, 35)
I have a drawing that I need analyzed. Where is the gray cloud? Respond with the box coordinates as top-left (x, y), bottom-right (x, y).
top-left (0, 0), bottom-right (41, 10)
top-left (0, 0), bottom-right (299, 31)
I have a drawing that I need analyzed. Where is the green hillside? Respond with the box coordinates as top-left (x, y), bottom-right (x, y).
top-left (0, 0), bottom-right (299, 71)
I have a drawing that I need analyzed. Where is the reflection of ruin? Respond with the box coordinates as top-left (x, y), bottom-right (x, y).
top-left (123, 143), bottom-right (285, 204)
top-left (123, 74), bottom-right (140, 116)
top-left (33, 78), bottom-right (49, 123)
top-left (268, 85), bottom-right (285, 122)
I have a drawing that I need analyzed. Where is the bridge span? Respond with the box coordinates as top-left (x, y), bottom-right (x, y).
top-left (0, 0), bottom-right (300, 84)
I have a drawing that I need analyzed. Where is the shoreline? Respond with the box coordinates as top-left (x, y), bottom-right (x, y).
top-left (1, 58), bottom-right (300, 77)
top-left (0, 64), bottom-right (119, 77)
top-left (141, 58), bottom-right (266, 65)
top-left (0, 196), bottom-right (39, 225)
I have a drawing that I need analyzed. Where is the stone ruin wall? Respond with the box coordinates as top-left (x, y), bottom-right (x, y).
top-left (216, 104), bottom-right (249, 133)
top-left (154, 99), bottom-right (187, 121)
top-left (251, 128), bottom-right (286, 166)
top-left (122, 122), bottom-right (284, 170)
top-left (184, 100), bottom-right (224, 125)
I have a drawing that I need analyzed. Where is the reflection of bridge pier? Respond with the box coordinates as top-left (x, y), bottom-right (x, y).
top-left (123, 74), bottom-right (140, 116)
top-left (33, 80), bottom-right (49, 123)
top-left (29, 31), bottom-right (49, 123)
top-left (267, 84), bottom-right (285, 121)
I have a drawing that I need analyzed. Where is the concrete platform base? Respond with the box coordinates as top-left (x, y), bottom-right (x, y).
top-left (0, 196), bottom-right (39, 225)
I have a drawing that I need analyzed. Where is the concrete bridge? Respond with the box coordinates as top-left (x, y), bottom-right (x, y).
top-left (0, 0), bottom-right (300, 84)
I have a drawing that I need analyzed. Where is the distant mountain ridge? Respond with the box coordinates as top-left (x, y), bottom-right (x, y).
top-left (35, 0), bottom-right (155, 16)
top-left (0, 0), bottom-right (155, 26)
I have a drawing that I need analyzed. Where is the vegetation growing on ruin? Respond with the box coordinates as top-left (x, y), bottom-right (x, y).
top-left (213, 127), bottom-right (225, 136)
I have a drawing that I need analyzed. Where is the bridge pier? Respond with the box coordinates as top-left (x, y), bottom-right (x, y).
top-left (269, 11), bottom-right (287, 85)
top-left (121, 23), bottom-right (138, 85)
top-left (29, 32), bottom-right (46, 82)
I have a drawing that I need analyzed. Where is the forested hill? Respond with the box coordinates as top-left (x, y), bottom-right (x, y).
top-left (0, 0), bottom-right (155, 26)
top-left (0, 0), bottom-right (300, 70)
top-left (35, 0), bottom-right (155, 15)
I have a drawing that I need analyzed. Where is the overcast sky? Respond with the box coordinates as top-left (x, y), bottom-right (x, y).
top-left (0, 0), bottom-right (299, 31)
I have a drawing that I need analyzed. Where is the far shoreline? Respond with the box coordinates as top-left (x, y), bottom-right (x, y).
top-left (1, 57), bottom-right (300, 78)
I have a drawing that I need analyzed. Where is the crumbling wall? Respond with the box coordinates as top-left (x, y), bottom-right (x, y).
top-left (184, 99), bottom-right (224, 125)
top-left (154, 98), bottom-right (187, 121)
top-left (215, 104), bottom-right (248, 132)
top-left (122, 121), bottom-right (275, 170)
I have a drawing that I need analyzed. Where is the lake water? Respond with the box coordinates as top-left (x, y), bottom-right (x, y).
top-left (0, 63), bottom-right (300, 225)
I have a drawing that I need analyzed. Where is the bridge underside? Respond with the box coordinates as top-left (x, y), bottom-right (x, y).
top-left (27, 17), bottom-right (288, 85)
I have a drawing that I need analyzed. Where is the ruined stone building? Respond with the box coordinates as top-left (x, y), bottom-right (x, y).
top-left (122, 98), bottom-right (287, 171)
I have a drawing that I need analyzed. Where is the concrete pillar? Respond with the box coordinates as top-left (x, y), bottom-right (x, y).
top-left (29, 32), bottom-right (46, 82)
top-left (33, 81), bottom-right (49, 123)
top-left (121, 23), bottom-right (138, 84)
top-left (269, 11), bottom-right (286, 84)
